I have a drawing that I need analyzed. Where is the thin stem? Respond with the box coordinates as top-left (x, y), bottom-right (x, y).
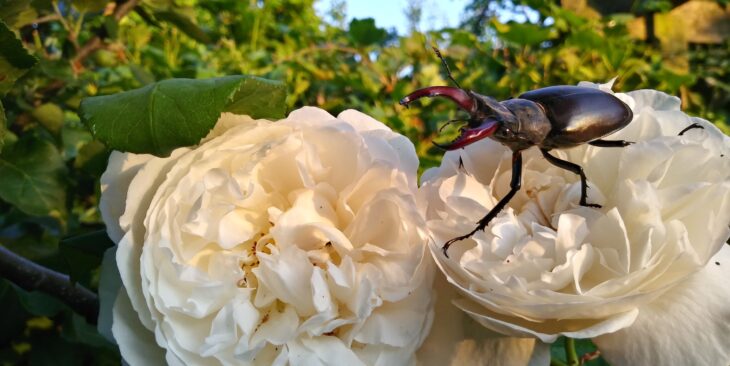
top-left (550, 359), bottom-right (568, 366)
top-left (565, 337), bottom-right (579, 366)
top-left (29, 13), bottom-right (62, 25)
top-left (0, 245), bottom-right (99, 324)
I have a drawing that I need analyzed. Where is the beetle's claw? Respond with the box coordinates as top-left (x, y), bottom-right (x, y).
top-left (678, 122), bottom-right (704, 136)
top-left (400, 86), bottom-right (476, 114)
top-left (441, 236), bottom-right (464, 258)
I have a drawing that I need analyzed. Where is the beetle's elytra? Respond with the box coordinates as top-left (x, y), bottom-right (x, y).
top-left (400, 52), bottom-right (637, 257)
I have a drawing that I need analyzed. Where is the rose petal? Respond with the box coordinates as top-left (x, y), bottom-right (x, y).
top-left (628, 89), bottom-right (681, 112)
top-left (98, 247), bottom-right (121, 343)
top-left (417, 274), bottom-right (546, 366)
top-left (593, 245), bottom-right (730, 366)
top-left (337, 109), bottom-right (389, 132)
top-left (254, 245), bottom-right (316, 316)
top-left (112, 289), bottom-right (166, 366)
top-left (454, 296), bottom-right (639, 343)
top-left (99, 151), bottom-right (154, 243)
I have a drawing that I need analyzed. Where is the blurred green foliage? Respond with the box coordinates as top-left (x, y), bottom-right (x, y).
top-left (0, 0), bottom-right (728, 364)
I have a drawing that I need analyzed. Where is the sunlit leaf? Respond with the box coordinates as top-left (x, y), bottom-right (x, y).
top-left (71, 0), bottom-right (108, 13)
top-left (490, 19), bottom-right (555, 46)
top-left (0, 0), bottom-right (36, 28)
top-left (79, 75), bottom-right (286, 156)
top-left (154, 9), bottom-right (212, 44)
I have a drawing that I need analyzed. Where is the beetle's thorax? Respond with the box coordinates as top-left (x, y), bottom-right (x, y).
top-left (489, 98), bottom-right (551, 151)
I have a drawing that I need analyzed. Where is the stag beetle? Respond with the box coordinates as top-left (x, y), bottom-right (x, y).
top-left (401, 50), bottom-right (639, 257)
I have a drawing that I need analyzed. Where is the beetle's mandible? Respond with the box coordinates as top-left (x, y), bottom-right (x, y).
top-left (401, 54), bottom-right (635, 257)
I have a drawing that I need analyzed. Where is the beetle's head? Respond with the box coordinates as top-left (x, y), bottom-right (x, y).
top-left (400, 86), bottom-right (516, 150)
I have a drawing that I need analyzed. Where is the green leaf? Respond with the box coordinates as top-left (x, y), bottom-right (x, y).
top-left (0, 101), bottom-right (6, 153)
top-left (79, 75), bottom-right (286, 156)
top-left (71, 0), bottom-right (107, 13)
top-left (0, 0), bottom-right (37, 29)
top-left (0, 19), bottom-right (38, 95)
top-left (490, 19), bottom-right (554, 46)
top-left (59, 230), bottom-right (114, 284)
top-left (348, 18), bottom-right (388, 46)
top-left (61, 313), bottom-right (115, 349)
top-left (154, 10), bottom-right (212, 44)
top-left (550, 336), bottom-right (610, 366)
top-left (13, 286), bottom-right (66, 317)
top-left (0, 136), bottom-right (67, 217)
top-left (0, 280), bottom-right (27, 345)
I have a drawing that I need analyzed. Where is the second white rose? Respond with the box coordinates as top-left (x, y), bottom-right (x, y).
top-left (419, 82), bottom-right (730, 364)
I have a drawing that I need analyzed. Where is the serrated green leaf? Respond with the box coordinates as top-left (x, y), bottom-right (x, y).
top-left (0, 136), bottom-right (67, 217)
top-left (0, 19), bottom-right (38, 95)
top-left (79, 75), bottom-right (286, 156)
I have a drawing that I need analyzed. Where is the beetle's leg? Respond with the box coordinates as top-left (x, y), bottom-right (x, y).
top-left (432, 46), bottom-right (462, 89)
top-left (442, 151), bottom-right (523, 257)
top-left (678, 122), bottom-right (704, 136)
top-left (589, 139), bottom-right (632, 147)
top-left (540, 149), bottom-right (601, 209)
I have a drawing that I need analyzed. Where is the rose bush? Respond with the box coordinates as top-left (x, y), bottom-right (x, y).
top-left (97, 107), bottom-right (434, 365)
top-left (420, 82), bottom-right (730, 365)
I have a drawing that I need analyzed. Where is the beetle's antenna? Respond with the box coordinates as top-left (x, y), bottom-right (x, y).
top-left (432, 46), bottom-right (462, 89)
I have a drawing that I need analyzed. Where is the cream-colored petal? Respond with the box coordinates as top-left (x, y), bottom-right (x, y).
top-left (97, 247), bottom-right (120, 343)
top-left (453, 297), bottom-right (638, 343)
top-left (112, 288), bottom-right (166, 366)
top-left (337, 109), bottom-right (390, 132)
top-left (417, 274), bottom-right (545, 366)
top-left (99, 151), bottom-right (154, 243)
top-left (594, 245), bottom-right (730, 366)
top-left (627, 89), bottom-right (681, 112)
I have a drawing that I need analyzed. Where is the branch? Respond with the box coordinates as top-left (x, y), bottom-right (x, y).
top-left (0, 245), bottom-right (99, 324)
top-left (72, 0), bottom-right (140, 73)
top-left (29, 13), bottom-right (62, 25)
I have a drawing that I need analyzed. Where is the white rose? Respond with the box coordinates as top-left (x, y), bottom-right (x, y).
top-left (420, 82), bottom-right (730, 365)
top-left (97, 107), bottom-right (434, 365)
